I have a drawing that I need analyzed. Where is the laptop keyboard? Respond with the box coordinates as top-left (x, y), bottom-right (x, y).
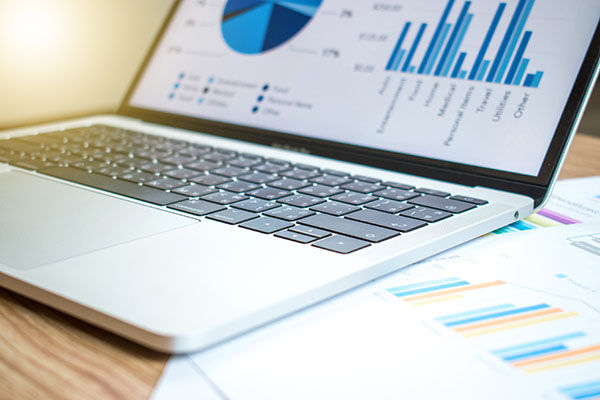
top-left (0, 125), bottom-right (488, 254)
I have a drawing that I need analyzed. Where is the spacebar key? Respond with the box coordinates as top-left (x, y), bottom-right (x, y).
top-left (40, 166), bottom-right (186, 205)
top-left (299, 214), bottom-right (399, 243)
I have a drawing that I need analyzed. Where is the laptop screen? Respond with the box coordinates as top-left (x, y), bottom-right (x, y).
top-left (128, 0), bottom-right (600, 177)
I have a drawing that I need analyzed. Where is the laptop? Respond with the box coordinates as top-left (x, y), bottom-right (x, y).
top-left (1, 0), bottom-right (599, 353)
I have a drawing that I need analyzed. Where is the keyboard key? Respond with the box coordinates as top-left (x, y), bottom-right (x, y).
top-left (279, 169), bottom-right (321, 180)
top-left (206, 209), bottom-right (258, 225)
top-left (364, 199), bottom-right (413, 214)
top-left (321, 169), bottom-right (348, 177)
top-left (414, 188), bottom-right (450, 197)
top-left (185, 160), bottom-right (221, 172)
top-left (254, 162), bottom-right (291, 174)
top-left (312, 235), bottom-right (370, 254)
top-left (345, 209), bottom-right (426, 232)
top-left (381, 181), bottom-right (414, 190)
top-left (310, 201), bottom-right (360, 216)
top-left (298, 185), bottom-right (344, 198)
top-left (351, 175), bottom-right (380, 184)
top-left (264, 206), bottom-right (315, 221)
top-left (10, 159), bottom-right (56, 171)
top-left (293, 163), bottom-right (320, 171)
top-left (115, 157), bottom-right (148, 169)
top-left (247, 187), bottom-right (292, 200)
top-left (238, 172), bottom-right (279, 184)
top-left (227, 157), bottom-right (262, 168)
top-left (373, 188), bottom-right (420, 201)
top-left (201, 191), bottom-right (248, 205)
top-left (0, 139), bottom-right (40, 154)
top-left (331, 192), bottom-right (377, 205)
top-left (299, 214), bottom-right (399, 243)
top-left (172, 184), bottom-right (217, 197)
top-left (217, 180), bottom-right (261, 193)
top-left (146, 177), bottom-right (187, 190)
top-left (212, 166), bottom-right (249, 177)
top-left (274, 230), bottom-right (317, 244)
top-left (409, 195), bottom-right (476, 213)
top-left (278, 194), bottom-right (325, 208)
top-left (449, 195), bottom-right (488, 205)
top-left (40, 166), bottom-right (186, 205)
top-left (268, 178), bottom-right (311, 191)
top-left (265, 157), bottom-right (289, 166)
top-left (164, 168), bottom-right (202, 180)
top-left (400, 206), bottom-right (452, 222)
top-left (140, 162), bottom-right (175, 174)
top-left (232, 198), bottom-right (280, 213)
top-left (289, 225), bottom-right (332, 239)
top-left (190, 174), bottom-right (231, 186)
top-left (309, 175), bottom-right (351, 187)
top-left (177, 146), bottom-right (211, 158)
top-left (239, 216), bottom-right (293, 234)
top-left (120, 171), bottom-right (157, 184)
top-left (96, 165), bottom-right (132, 178)
top-left (203, 151), bottom-right (235, 162)
top-left (159, 154), bottom-right (196, 166)
top-left (340, 181), bottom-right (384, 193)
top-left (168, 199), bottom-right (226, 216)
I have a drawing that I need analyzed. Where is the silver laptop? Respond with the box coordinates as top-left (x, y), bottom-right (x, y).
top-left (1, 0), bottom-right (599, 353)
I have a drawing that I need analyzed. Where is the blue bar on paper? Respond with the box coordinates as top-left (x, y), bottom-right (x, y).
top-left (492, 332), bottom-right (586, 355)
top-left (451, 52), bottom-right (467, 78)
top-left (495, 0), bottom-right (535, 83)
top-left (392, 280), bottom-right (470, 298)
top-left (476, 60), bottom-right (490, 81)
top-left (386, 22), bottom-right (411, 70)
top-left (403, 23), bottom-right (427, 72)
top-left (523, 73), bottom-right (536, 87)
top-left (425, 23), bottom-right (452, 75)
top-left (530, 71), bottom-right (543, 88)
top-left (437, 303), bottom-right (515, 323)
top-left (443, 303), bottom-right (550, 327)
top-left (505, 31), bottom-right (532, 84)
top-left (469, 3), bottom-right (506, 80)
top-left (502, 344), bottom-right (567, 362)
top-left (487, 0), bottom-right (528, 82)
top-left (459, 70), bottom-right (467, 79)
top-left (387, 277), bottom-right (461, 294)
top-left (442, 13), bottom-right (473, 77)
top-left (418, 0), bottom-right (455, 73)
top-left (513, 58), bottom-right (529, 85)
top-left (573, 390), bottom-right (600, 400)
top-left (408, 66), bottom-right (415, 73)
top-left (435, 1), bottom-right (472, 76)
top-left (511, 220), bottom-right (536, 231)
top-left (560, 381), bottom-right (600, 400)
top-left (391, 49), bottom-right (407, 71)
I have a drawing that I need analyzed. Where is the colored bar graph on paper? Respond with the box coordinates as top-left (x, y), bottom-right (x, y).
top-left (387, 279), bottom-right (505, 302)
top-left (384, 0), bottom-right (543, 88)
top-left (567, 233), bottom-right (600, 257)
top-left (491, 207), bottom-right (581, 235)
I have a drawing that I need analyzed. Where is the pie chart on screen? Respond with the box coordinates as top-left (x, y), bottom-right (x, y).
top-left (221, 0), bottom-right (322, 54)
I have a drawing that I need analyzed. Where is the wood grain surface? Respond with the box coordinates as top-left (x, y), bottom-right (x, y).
top-left (0, 133), bottom-right (599, 400)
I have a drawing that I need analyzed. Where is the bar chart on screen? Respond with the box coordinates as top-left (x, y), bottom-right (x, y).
top-left (384, 273), bottom-right (600, 398)
top-left (385, 0), bottom-right (544, 88)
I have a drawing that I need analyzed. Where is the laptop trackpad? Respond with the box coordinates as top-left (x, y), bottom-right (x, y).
top-left (0, 170), bottom-right (195, 270)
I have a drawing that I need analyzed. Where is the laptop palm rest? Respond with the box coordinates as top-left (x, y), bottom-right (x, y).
top-left (0, 169), bottom-right (195, 270)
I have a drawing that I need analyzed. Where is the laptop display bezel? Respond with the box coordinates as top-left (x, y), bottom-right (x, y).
top-left (118, 0), bottom-right (600, 207)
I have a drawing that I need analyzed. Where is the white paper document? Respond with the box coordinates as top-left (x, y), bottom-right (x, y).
top-left (152, 178), bottom-right (600, 400)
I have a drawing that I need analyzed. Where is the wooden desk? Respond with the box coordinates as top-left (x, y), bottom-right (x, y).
top-left (1, 134), bottom-right (599, 400)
